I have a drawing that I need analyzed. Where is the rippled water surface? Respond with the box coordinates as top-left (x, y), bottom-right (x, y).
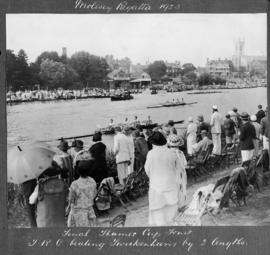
top-left (7, 87), bottom-right (267, 149)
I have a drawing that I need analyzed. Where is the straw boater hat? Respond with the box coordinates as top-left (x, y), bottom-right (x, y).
top-left (167, 134), bottom-right (184, 147)
top-left (250, 115), bottom-right (257, 122)
top-left (148, 131), bottom-right (167, 146)
top-left (200, 130), bottom-right (208, 135)
top-left (212, 105), bottom-right (218, 110)
top-left (240, 112), bottom-right (249, 121)
top-left (74, 140), bottom-right (84, 149)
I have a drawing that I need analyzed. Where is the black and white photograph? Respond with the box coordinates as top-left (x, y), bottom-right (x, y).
top-left (6, 13), bottom-right (268, 228)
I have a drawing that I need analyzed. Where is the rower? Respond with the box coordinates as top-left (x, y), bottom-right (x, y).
top-left (168, 120), bottom-right (177, 135)
top-left (133, 116), bottom-right (141, 127)
top-left (124, 117), bottom-right (129, 125)
top-left (108, 119), bottom-right (114, 128)
top-left (146, 115), bottom-right (153, 125)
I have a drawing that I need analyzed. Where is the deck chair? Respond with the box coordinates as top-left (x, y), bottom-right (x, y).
top-left (185, 145), bottom-right (213, 180)
top-left (214, 167), bottom-right (250, 208)
top-left (96, 214), bottom-right (127, 227)
top-left (224, 142), bottom-right (241, 167)
top-left (173, 184), bottom-right (218, 226)
top-left (112, 172), bottom-right (137, 210)
top-left (132, 167), bottom-right (149, 196)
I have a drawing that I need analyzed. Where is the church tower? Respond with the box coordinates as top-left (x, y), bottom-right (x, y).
top-left (232, 38), bottom-right (245, 71)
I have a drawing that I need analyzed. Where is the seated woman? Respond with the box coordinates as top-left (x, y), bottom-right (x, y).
top-left (67, 161), bottom-right (97, 227)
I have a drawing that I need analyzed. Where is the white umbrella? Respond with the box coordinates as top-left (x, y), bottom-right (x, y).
top-left (7, 142), bottom-right (56, 184)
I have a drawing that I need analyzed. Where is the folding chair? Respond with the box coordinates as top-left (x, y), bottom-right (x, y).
top-left (186, 145), bottom-right (213, 180)
top-left (96, 214), bottom-right (127, 227)
top-left (174, 190), bottom-right (214, 226)
top-left (112, 173), bottom-right (137, 210)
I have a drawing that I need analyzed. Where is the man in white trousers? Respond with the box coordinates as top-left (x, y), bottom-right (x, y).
top-left (210, 105), bottom-right (223, 155)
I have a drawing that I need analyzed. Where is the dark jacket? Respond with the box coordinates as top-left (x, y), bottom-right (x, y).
top-left (239, 122), bottom-right (256, 150)
top-left (256, 109), bottom-right (266, 124)
top-left (223, 118), bottom-right (236, 137)
top-left (89, 142), bottom-right (108, 184)
top-left (260, 115), bottom-right (269, 138)
top-left (134, 137), bottom-right (149, 171)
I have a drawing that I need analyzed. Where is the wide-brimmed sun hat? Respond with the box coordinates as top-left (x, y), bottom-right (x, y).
top-left (148, 131), bottom-right (167, 146)
top-left (240, 112), bottom-right (249, 120)
top-left (167, 134), bottom-right (184, 147)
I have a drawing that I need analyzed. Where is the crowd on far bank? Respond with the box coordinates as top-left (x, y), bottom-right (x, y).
top-left (6, 88), bottom-right (111, 103)
top-left (16, 103), bottom-right (269, 227)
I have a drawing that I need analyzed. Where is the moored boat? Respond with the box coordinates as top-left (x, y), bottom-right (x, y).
top-left (110, 93), bottom-right (134, 101)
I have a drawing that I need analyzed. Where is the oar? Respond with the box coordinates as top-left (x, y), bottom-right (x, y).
top-left (43, 119), bottom-right (185, 141)
top-left (56, 134), bottom-right (95, 141)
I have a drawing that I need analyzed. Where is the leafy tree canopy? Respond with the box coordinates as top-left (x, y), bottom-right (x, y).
top-left (145, 60), bottom-right (167, 81)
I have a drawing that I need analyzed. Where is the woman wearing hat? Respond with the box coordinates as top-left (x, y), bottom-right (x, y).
top-left (167, 134), bottom-right (188, 208)
top-left (145, 131), bottom-right (180, 226)
top-left (186, 117), bottom-right (197, 156)
top-left (53, 139), bottom-right (73, 184)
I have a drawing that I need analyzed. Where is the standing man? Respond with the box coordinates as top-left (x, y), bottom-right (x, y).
top-left (260, 107), bottom-right (269, 150)
top-left (210, 105), bottom-right (223, 155)
top-left (256, 104), bottom-right (266, 124)
top-left (260, 107), bottom-right (269, 172)
top-left (223, 113), bottom-right (236, 148)
top-left (239, 112), bottom-right (256, 162)
top-left (196, 115), bottom-right (210, 142)
top-left (250, 115), bottom-right (261, 157)
top-left (113, 126), bottom-right (133, 185)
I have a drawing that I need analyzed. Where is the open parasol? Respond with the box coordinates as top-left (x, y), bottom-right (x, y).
top-left (7, 142), bottom-right (56, 184)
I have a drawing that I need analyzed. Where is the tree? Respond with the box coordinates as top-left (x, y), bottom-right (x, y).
top-left (35, 51), bottom-right (61, 66)
top-left (198, 73), bottom-right (214, 86)
top-left (183, 71), bottom-right (197, 85)
top-left (6, 50), bottom-right (18, 90)
top-left (214, 76), bottom-right (227, 85)
top-left (6, 49), bottom-right (35, 91)
top-left (181, 63), bottom-right (196, 76)
top-left (69, 51), bottom-right (110, 87)
top-left (39, 59), bottom-right (78, 89)
top-left (145, 61), bottom-right (167, 81)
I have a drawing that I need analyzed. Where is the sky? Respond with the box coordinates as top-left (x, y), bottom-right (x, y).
top-left (6, 14), bottom-right (267, 67)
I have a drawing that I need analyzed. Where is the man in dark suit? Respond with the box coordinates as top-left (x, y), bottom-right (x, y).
top-left (256, 104), bottom-right (266, 124)
top-left (239, 112), bottom-right (256, 162)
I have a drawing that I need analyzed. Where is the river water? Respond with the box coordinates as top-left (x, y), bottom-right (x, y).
top-left (7, 87), bottom-right (267, 150)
